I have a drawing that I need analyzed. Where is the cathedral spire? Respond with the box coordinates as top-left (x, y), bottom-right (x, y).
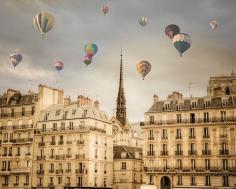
top-left (116, 50), bottom-right (126, 126)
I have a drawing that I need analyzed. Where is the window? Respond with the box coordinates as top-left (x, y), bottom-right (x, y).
top-left (95, 149), bottom-right (98, 158)
top-left (190, 176), bottom-right (196, 185)
top-left (25, 175), bottom-right (29, 185)
top-left (176, 114), bottom-right (182, 123)
top-left (69, 122), bottom-right (73, 130)
top-left (221, 111), bottom-right (226, 122)
top-left (205, 159), bottom-right (210, 170)
top-left (189, 128), bottom-right (195, 139)
top-left (15, 175), bottom-right (19, 185)
top-left (22, 107), bottom-right (25, 116)
top-left (163, 159), bottom-right (168, 170)
top-left (204, 112), bottom-right (209, 122)
top-left (58, 177), bottom-right (62, 184)
top-left (191, 159), bottom-right (196, 170)
top-left (50, 177), bottom-right (53, 184)
top-left (177, 159), bottom-right (182, 170)
top-left (61, 122), bottom-right (65, 130)
top-left (31, 106), bottom-right (35, 115)
top-left (162, 129), bottom-right (167, 139)
top-left (53, 123), bottom-right (57, 131)
top-left (55, 110), bottom-right (61, 116)
top-left (78, 177), bottom-right (83, 186)
top-left (121, 162), bottom-right (126, 170)
top-left (205, 176), bottom-right (211, 186)
top-left (205, 100), bottom-right (210, 108)
top-left (149, 116), bottom-right (154, 124)
top-left (225, 87), bottom-right (230, 95)
top-left (176, 144), bottom-right (182, 155)
top-left (42, 124), bottom-right (46, 131)
top-left (11, 108), bottom-right (14, 117)
top-left (223, 176), bottom-right (229, 186)
top-left (177, 175), bottom-right (182, 185)
top-left (148, 144), bottom-right (154, 155)
top-left (190, 113), bottom-right (195, 123)
top-left (149, 130), bottom-right (154, 140)
top-left (222, 159), bottom-right (228, 170)
top-left (164, 103), bottom-right (170, 110)
top-left (191, 101), bottom-right (197, 109)
top-left (66, 177), bottom-right (70, 184)
top-left (203, 127), bottom-right (209, 138)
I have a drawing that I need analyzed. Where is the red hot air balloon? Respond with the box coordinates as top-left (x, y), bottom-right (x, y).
top-left (101, 5), bottom-right (109, 15)
top-left (165, 24), bottom-right (180, 39)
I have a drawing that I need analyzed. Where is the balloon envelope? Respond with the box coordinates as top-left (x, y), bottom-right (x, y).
top-left (54, 61), bottom-right (64, 71)
top-left (136, 60), bottom-right (152, 80)
top-left (172, 33), bottom-right (191, 56)
top-left (10, 52), bottom-right (22, 68)
top-left (33, 12), bottom-right (55, 38)
top-left (84, 43), bottom-right (98, 57)
top-left (101, 5), bottom-right (109, 15)
top-left (165, 24), bottom-right (180, 39)
top-left (210, 20), bottom-right (217, 30)
top-left (139, 16), bottom-right (148, 27)
top-left (83, 55), bottom-right (92, 66)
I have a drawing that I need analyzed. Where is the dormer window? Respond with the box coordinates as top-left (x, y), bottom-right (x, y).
top-left (55, 110), bottom-right (61, 116)
top-left (191, 101), bottom-right (197, 109)
top-left (205, 100), bottom-right (211, 108)
top-left (225, 87), bottom-right (230, 95)
top-left (121, 152), bottom-right (127, 158)
top-left (164, 103), bottom-right (170, 110)
top-left (149, 116), bottom-right (154, 124)
top-left (222, 99), bottom-right (228, 107)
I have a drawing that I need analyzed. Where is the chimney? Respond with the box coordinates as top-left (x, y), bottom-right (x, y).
top-left (153, 94), bottom-right (159, 103)
top-left (64, 96), bottom-right (71, 107)
top-left (93, 100), bottom-right (100, 109)
top-left (77, 95), bottom-right (92, 107)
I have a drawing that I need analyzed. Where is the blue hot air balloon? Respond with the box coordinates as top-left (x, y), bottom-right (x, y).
top-left (172, 33), bottom-right (191, 56)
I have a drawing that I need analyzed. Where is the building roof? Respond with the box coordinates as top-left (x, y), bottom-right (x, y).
top-left (39, 103), bottom-right (110, 122)
top-left (113, 145), bottom-right (142, 160)
top-left (147, 95), bottom-right (236, 113)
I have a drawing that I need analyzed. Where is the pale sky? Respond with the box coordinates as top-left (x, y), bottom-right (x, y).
top-left (0, 0), bottom-right (236, 121)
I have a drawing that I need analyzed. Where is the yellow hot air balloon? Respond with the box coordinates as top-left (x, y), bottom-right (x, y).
top-left (33, 12), bottom-right (55, 38)
top-left (136, 60), bottom-right (151, 80)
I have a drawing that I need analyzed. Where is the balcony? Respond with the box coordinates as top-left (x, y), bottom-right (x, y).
top-left (11, 167), bottom-right (31, 173)
top-left (37, 170), bottom-right (44, 174)
top-left (55, 155), bottom-right (65, 160)
top-left (203, 135), bottom-right (210, 139)
top-left (175, 151), bottom-right (183, 156)
top-left (188, 150), bottom-right (197, 155)
top-left (76, 169), bottom-right (84, 174)
top-left (160, 151), bottom-right (168, 156)
top-left (65, 169), bottom-right (72, 173)
top-left (189, 136), bottom-right (196, 139)
top-left (48, 183), bottom-right (54, 187)
top-left (58, 140), bottom-right (64, 145)
top-left (0, 169), bottom-right (11, 175)
top-left (65, 183), bottom-right (71, 187)
top-left (148, 137), bottom-right (154, 140)
top-left (67, 141), bottom-right (72, 145)
top-left (50, 141), bottom-right (56, 145)
top-left (14, 183), bottom-right (19, 186)
top-left (202, 150), bottom-right (211, 155)
top-left (56, 169), bottom-right (63, 174)
top-left (24, 183), bottom-right (29, 186)
top-left (66, 154), bottom-right (72, 158)
top-left (161, 137), bottom-right (168, 140)
top-left (147, 151), bottom-right (155, 156)
top-left (220, 134), bottom-right (228, 138)
top-left (48, 169), bottom-right (54, 173)
top-left (49, 155), bottom-right (55, 159)
top-left (0, 111), bottom-right (34, 118)
top-left (219, 150), bottom-right (229, 155)
top-left (37, 155), bottom-right (46, 160)
top-left (2, 183), bottom-right (8, 186)
top-left (75, 154), bottom-right (85, 159)
top-left (38, 141), bottom-right (45, 147)
top-left (77, 140), bottom-right (85, 145)
top-left (176, 136), bottom-right (182, 139)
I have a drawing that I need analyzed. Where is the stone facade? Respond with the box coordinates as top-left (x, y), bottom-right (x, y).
top-left (141, 73), bottom-right (236, 189)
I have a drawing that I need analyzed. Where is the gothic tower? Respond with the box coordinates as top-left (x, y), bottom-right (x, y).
top-left (116, 51), bottom-right (126, 126)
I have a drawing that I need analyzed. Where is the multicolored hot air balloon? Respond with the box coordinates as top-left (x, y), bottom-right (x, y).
top-left (210, 20), bottom-right (218, 30)
top-left (101, 5), bottom-right (109, 15)
top-left (54, 61), bottom-right (64, 71)
top-left (10, 52), bottom-right (22, 68)
top-left (139, 16), bottom-right (148, 27)
top-left (84, 43), bottom-right (98, 57)
top-left (33, 12), bottom-right (55, 38)
top-left (136, 60), bottom-right (152, 80)
top-left (165, 24), bottom-right (180, 39)
top-left (172, 33), bottom-right (191, 56)
top-left (83, 55), bottom-right (92, 66)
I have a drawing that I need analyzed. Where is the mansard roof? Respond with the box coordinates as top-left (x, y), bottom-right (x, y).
top-left (113, 145), bottom-right (142, 160)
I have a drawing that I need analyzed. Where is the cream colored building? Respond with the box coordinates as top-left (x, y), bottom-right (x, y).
top-left (32, 96), bottom-right (113, 189)
top-left (142, 72), bottom-right (236, 189)
top-left (113, 146), bottom-right (142, 189)
top-left (0, 89), bottom-right (37, 188)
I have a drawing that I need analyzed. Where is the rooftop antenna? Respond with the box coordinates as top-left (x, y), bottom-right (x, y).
top-left (28, 80), bottom-right (35, 92)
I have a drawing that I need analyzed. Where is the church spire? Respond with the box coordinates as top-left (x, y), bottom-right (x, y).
top-left (116, 50), bottom-right (126, 126)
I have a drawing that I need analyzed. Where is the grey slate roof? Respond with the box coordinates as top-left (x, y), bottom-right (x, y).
top-left (113, 145), bottom-right (142, 159)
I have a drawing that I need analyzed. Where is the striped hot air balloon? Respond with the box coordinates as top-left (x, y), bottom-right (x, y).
top-left (165, 24), bottom-right (180, 39)
top-left (139, 16), bottom-right (148, 27)
top-left (10, 52), bottom-right (22, 69)
top-left (54, 61), bottom-right (64, 71)
top-left (101, 5), bottom-right (109, 15)
top-left (136, 60), bottom-right (152, 80)
top-left (210, 20), bottom-right (218, 30)
top-left (84, 43), bottom-right (98, 57)
top-left (33, 12), bottom-right (55, 38)
top-left (172, 33), bottom-right (191, 56)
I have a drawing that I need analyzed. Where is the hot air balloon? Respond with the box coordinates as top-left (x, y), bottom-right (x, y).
top-left (139, 16), bottom-right (148, 27)
top-left (83, 55), bottom-right (92, 66)
top-left (165, 24), bottom-right (180, 39)
top-left (101, 5), bottom-right (109, 15)
top-left (33, 12), bottom-right (55, 38)
top-left (54, 61), bottom-right (64, 71)
top-left (210, 20), bottom-right (218, 30)
top-left (84, 43), bottom-right (98, 57)
top-left (10, 52), bottom-right (22, 68)
top-left (172, 33), bottom-right (191, 56)
top-left (136, 60), bottom-right (152, 80)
